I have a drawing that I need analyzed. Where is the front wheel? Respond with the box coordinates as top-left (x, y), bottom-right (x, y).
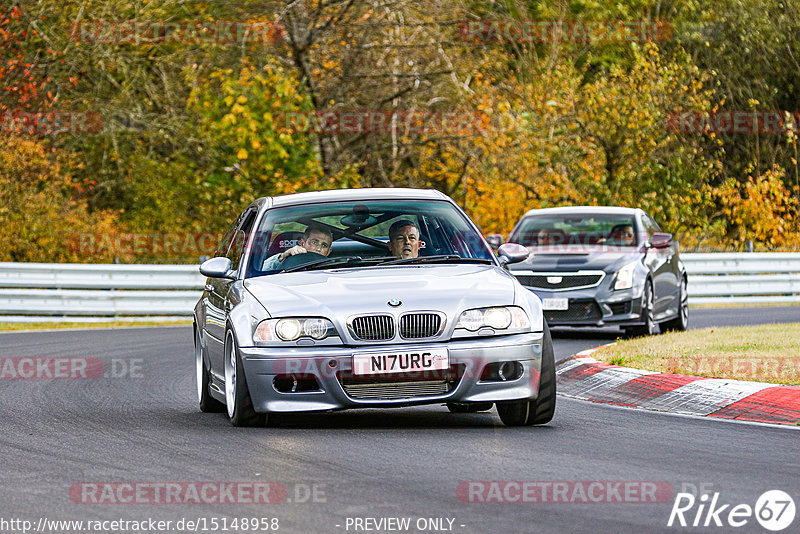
top-left (224, 331), bottom-right (267, 427)
top-left (625, 280), bottom-right (658, 337)
top-left (496, 322), bottom-right (556, 426)
top-left (661, 276), bottom-right (689, 332)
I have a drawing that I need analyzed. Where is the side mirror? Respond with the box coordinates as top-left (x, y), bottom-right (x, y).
top-left (486, 234), bottom-right (504, 251)
top-left (200, 257), bottom-right (236, 279)
top-left (648, 232), bottom-right (673, 249)
top-left (497, 243), bottom-right (530, 266)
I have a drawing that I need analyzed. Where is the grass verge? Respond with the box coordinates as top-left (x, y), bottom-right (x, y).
top-left (0, 320), bottom-right (192, 332)
top-left (592, 323), bottom-right (800, 385)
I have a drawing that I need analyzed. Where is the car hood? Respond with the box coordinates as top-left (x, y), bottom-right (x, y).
top-left (244, 264), bottom-right (517, 320)
top-left (509, 246), bottom-right (642, 273)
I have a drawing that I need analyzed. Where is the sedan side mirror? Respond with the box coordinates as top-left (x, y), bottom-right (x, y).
top-left (648, 232), bottom-right (673, 249)
top-left (497, 243), bottom-right (530, 266)
top-left (200, 257), bottom-right (236, 279)
top-left (486, 234), bottom-right (504, 251)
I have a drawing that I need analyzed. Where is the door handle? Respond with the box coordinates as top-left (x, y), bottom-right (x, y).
top-left (204, 284), bottom-right (214, 292)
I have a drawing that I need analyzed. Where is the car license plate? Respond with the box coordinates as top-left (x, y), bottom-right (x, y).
top-left (352, 348), bottom-right (449, 376)
top-left (542, 298), bottom-right (569, 311)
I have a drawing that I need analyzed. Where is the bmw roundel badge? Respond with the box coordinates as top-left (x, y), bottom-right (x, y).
top-left (388, 299), bottom-right (402, 307)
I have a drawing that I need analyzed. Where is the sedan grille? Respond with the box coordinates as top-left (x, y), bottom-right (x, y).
top-left (399, 313), bottom-right (442, 339)
top-left (351, 315), bottom-right (395, 341)
top-left (515, 273), bottom-right (603, 290)
top-left (545, 299), bottom-right (602, 323)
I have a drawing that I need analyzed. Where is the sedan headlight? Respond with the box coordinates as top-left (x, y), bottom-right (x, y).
top-left (613, 261), bottom-right (638, 290)
top-left (454, 306), bottom-right (530, 337)
top-left (254, 317), bottom-right (336, 342)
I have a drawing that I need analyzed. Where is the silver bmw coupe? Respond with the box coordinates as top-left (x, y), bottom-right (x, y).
top-left (194, 188), bottom-right (554, 427)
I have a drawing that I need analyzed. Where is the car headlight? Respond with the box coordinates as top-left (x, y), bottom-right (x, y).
top-left (454, 306), bottom-right (530, 337)
top-left (254, 318), bottom-right (336, 342)
top-left (614, 261), bottom-right (638, 290)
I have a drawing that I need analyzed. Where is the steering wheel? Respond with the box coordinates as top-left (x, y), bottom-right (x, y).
top-left (278, 251), bottom-right (327, 270)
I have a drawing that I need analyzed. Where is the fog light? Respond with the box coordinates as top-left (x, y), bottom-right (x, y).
top-left (480, 361), bottom-right (523, 381)
top-left (498, 361), bottom-right (517, 381)
top-left (272, 374), bottom-right (320, 393)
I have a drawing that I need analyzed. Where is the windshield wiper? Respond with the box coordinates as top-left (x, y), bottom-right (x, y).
top-left (281, 255), bottom-right (397, 273)
top-left (380, 255), bottom-right (493, 266)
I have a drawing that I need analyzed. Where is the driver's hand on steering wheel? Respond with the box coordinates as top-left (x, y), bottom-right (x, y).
top-left (278, 245), bottom-right (307, 261)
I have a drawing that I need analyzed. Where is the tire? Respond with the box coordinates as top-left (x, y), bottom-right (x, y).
top-left (195, 326), bottom-right (225, 413)
top-left (661, 275), bottom-right (689, 332)
top-left (625, 280), bottom-right (658, 338)
top-left (447, 402), bottom-right (493, 413)
top-left (496, 322), bottom-right (556, 426)
top-left (224, 330), bottom-right (267, 427)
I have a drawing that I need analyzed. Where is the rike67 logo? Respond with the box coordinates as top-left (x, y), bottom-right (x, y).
top-left (668, 490), bottom-right (796, 531)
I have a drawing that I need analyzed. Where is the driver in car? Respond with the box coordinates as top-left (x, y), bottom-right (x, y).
top-left (604, 224), bottom-right (636, 246)
top-left (387, 220), bottom-right (420, 259)
top-left (261, 224), bottom-right (333, 270)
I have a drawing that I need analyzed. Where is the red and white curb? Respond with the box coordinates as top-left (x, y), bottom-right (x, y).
top-left (557, 345), bottom-right (800, 426)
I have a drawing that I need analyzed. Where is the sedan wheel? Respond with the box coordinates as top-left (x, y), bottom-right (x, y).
top-left (625, 280), bottom-right (658, 337)
top-left (224, 331), bottom-right (266, 427)
top-left (196, 328), bottom-right (224, 412)
top-left (661, 276), bottom-right (689, 332)
top-left (496, 323), bottom-right (556, 426)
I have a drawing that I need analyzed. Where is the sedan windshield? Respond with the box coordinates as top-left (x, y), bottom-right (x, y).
top-left (510, 213), bottom-right (639, 248)
top-left (245, 199), bottom-right (495, 277)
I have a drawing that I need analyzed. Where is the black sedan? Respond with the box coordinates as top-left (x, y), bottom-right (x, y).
top-left (494, 206), bottom-right (688, 336)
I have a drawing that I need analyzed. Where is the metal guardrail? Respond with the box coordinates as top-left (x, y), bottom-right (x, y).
top-left (0, 253), bottom-right (798, 321)
top-left (0, 263), bottom-right (204, 322)
top-left (683, 253), bottom-right (800, 304)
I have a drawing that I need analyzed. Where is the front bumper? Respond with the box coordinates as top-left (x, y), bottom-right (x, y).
top-left (237, 332), bottom-right (543, 413)
top-left (528, 286), bottom-right (646, 327)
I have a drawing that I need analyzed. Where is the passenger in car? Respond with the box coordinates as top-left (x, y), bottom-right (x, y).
top-left (261, 224), bottom-right (333, 270)
top-left (387, 220), bottom-right (420, 259)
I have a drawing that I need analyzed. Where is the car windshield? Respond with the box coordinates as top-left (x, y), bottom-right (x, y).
top-left (245, 199), bottom-right (495, 277)
top-left (510, 213), bottom-right (639, 248)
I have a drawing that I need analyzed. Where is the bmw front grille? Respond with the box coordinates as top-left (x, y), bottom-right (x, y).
top-left (399, 312), bottom-right (443, 339)
top-left (350, 315), bottom-right (395, 341)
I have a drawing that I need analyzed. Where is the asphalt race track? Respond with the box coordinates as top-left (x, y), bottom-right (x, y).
top-left (1, 306), bottom-right (799, 534)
